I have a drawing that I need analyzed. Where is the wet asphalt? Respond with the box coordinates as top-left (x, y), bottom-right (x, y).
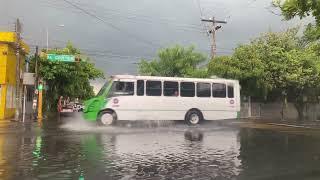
top-left (0, 113), bottom-right (320, 180)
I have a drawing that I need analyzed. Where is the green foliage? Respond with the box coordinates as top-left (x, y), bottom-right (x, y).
top-left (272, 0), bottom-right (320, 119)
top-left (209, 29), bottom-right (306, 96)
top-left (138, 45), bottom-right (208, 77)
top-left (30, 43), bottom-right (104, 111)
top-left (274, 0), bottom-right (320, 42)
top-left (208, 28), bottom-right (320, 120)
top-left (273, 0), bottom-right (320, 24)
top-left (302, 24), bottom-right (320, 43)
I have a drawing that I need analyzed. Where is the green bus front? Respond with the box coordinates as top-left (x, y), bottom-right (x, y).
top-left (83, 80), bottom-right (112, 121)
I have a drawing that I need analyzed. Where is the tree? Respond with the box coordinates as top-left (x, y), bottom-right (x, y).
top-left (273, 0), bottom-right (320, 41)
top-left (138, 45), bottom-right (208, 77)
top-left (303, 24), bottom-right (320, 42)
top-left (30, 43), bottom-right (104, 111)
top-left (208, 28), bottom-right (320, 121)
top-left (273, 0), bottom-right (320, 24)
top-left (273, 0), bottom-right (320, 119)
top-left (285, 47), bottom-right (320, 120)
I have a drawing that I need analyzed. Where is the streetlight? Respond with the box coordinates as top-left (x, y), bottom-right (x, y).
top-left (46, 24), bottom-right (65, 51)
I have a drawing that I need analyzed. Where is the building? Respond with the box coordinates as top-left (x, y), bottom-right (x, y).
top-left (0, 32), bottom-right (29, 120)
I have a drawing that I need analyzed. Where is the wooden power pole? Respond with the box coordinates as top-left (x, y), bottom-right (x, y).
top-left (201, 17), bottom-right (227, 59)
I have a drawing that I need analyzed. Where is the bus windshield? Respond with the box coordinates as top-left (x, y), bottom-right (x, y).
top-left (96, 80), bottom-right (110, 97)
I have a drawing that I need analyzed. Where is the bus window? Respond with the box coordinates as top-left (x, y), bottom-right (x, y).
top-left (212, 83), bottom-right (226, 98)
top-left (164, 81), bottom-right (179, 96)
top-left (228, 85), bottom-right (234, 98)
top-left (180, 82), bottom-right (195, 97)
top-left (197, 83), bottom-right (211, 97)
top-left (137, 80), bottom-right (144, 96)
top-left (109, 81), bottom-right (134, 97)
top-left (146, 81), bottom-right (162, 96)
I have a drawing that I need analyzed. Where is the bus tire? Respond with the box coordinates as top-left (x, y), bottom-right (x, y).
top-left (185, 109), bottom-right (203, 125)
top-left (97, 110), bottom-right (117, 126)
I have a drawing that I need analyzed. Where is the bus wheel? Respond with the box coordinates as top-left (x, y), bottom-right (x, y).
top-left (185, 110), bottom-right (203, 125)
top-left (98, 111), bottom-right (116, 126)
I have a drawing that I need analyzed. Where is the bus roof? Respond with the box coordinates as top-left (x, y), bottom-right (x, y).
top-left (110, 75), bottom-right (239, 83)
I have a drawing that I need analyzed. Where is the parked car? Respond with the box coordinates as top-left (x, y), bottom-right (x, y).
top-left (73, 102), bottom-right (84, 112)
top-left (60, 101), bottom-right (83, 113)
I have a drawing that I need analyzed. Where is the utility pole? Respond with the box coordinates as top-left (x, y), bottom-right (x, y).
top-left (46, 27), bottom-right (49, 52)
top-left (14, 18), bottom-right (22, 121)
top-left (32, 46), bottom-right (39, 121)
top-left (22, 57), bottom-right (29, 122)
top-left (201, 17), bottom-right (227, 59)
top-left (35, 46), bottom-right (38, 89)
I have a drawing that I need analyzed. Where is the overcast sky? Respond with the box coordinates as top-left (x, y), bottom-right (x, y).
top-left (0, 0), bottom-right (310, 91)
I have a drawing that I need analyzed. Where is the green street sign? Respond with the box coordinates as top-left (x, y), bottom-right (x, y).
top-left (38, 84), bottom-right (43, 90)
top-left (47, 54), bottom-right (75, 62)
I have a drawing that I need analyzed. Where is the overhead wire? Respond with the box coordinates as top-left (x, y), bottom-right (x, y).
top-left (27, 34), bottom-right (233, 57)
top-left (96, 8), bottom-right (202, 30)
top-left (27, 42), bottom-right (155, 61)
top-left (38, 0), bottom-right (206, 33)
top-left (30, 0), bottom-right (232, 59)
top-left (60, 0), bottom-right (163, 48)
top-left (31, 0), bottom-right (211, 61)
top-left (194, 0), bottom-right (212, 53)
top-left (64, 0), bottom-right (203, 28)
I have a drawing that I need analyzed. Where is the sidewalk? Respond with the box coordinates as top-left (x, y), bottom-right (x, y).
top-left (267, 120), bottom-right (320, 129)
top-left (1, 113), bottom-right (39, 122)
top-left (229, 118), bottom-right (320, 136)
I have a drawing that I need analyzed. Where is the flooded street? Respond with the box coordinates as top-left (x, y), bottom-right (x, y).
top-left (0, 115), bottom-right (320, 180)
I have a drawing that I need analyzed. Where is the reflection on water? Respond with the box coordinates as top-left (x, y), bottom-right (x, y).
top-left (238, 129), bottom-right (320, 180)
top-left (0, 129), bottom-right (7, 179)
top-left (184, 129), bottom-right (203, 141)
top-left (0, 119), bottom-right (320, 179)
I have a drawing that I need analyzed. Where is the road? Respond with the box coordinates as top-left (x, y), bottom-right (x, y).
top-left (0, 114), bottom-right (320, 179)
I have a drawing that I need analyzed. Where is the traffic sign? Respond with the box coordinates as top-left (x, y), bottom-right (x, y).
top-left (47, 54), bottom-right (75, 62)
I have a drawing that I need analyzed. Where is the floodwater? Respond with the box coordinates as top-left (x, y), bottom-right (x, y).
top-left (0, 114), bottom-right (320, 180)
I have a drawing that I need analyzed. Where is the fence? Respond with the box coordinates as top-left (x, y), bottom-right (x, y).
top-left (240, 100), bottom-right (320, 121)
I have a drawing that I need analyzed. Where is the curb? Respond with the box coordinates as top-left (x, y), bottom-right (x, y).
top-left (267, 123), bottom-right (320, 130)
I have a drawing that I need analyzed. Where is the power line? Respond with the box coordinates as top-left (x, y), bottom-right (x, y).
top-left (61, 0), bottom-right (162, 48)
top-left (195, 0), bottom-right (204, 17)
top-left (66, 0), bottom-right (202, 28)
top-left (96, 8), bottom-right (201, 28)
top-left (27, 43), bottom-right (155, 61)
top-left (38, 0), bottom-right (205, 33)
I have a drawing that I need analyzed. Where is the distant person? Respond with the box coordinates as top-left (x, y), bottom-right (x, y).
top-left (174, 90), bottom-right (179, 96)
top-left (58, 96), bottom-right (63, 113)
top-left (63, 97), bottom-right (67, 106)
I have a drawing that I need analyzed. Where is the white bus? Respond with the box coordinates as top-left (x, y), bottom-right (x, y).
top-left (83, 75), bottom-right (240, 126)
